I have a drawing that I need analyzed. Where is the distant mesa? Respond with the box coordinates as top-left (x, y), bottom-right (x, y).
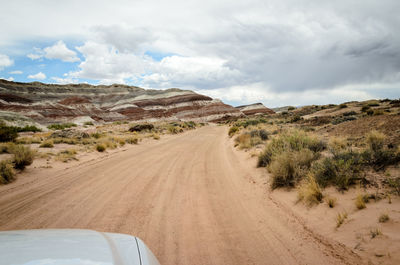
top-left (236, 103), bottom-right (275, 116)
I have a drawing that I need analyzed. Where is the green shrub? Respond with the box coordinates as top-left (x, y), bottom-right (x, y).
top-left (339, 104), bottom-right (348, 109)
top-left (249, 129), bottom-right (269, 140)
top-left (16, 125), bottom-right (42, 132)
top-left (331, 116), bottom-right (357, 125)
top-left (361, 106), bottom-right (371, 112)
top-left (47, 123), bottom-right (77, 130)
top-left (228, 126), bottom-right (239, 137)
top-left (0, 124), bottom-right (18, 142)
top-left (312, 151), bottom-right (363, 190)
top-left (84, 121), bottom-right (94, 126)
top-left (129, 124), bottom-right (154, 132)
top-left (368, 102), bottom-right (380, 107)
top-left (387, 178), bottom-right (400, 195)
top-left (363, 131), bottom-right (400, 170)
top-left (290, 115), bottom-right (302, 123)
top-left (288, 106), bottom-right (295, 111)
top-left (343, 111), bottom-right (357, 116)
top-left (0, 160), bottom-right (15, 184)
top-left (96, 144), bottom-right (106, 152)
top-left (11, 145), bottom-right (34, 170)
top-left (257, 130), bottom-right (325, 167)
top-left (235, 118), bottom-right (268, 128)
top-left (39, 140), bottom-right (54, 148)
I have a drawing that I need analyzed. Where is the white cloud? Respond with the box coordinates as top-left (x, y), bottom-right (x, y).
top-left (68, 41), bottom-right (151, 84)
top-left (0, 54), bottom-right (13, 70)
top-left (1, 76), bottom-right (14, 81)
top-left (27, 41), bottom-right (79, 62)
top-left (142, 56), bottom-right (241, 90)
top-left (28, 72), bottom-right (46, 80)
top-left (51, 76), bottom-right (79, 84)
top-left (9, 70), bottom-right (23, 74)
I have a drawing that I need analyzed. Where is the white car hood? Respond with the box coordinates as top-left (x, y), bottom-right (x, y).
top-left (0, 229), bottom-right (145, 265)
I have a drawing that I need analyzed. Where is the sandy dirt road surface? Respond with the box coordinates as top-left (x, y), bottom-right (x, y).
top-left (0, 125), bottom-right (363, 265)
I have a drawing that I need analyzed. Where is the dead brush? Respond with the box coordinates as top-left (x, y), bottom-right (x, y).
top-left (55, 149), bottom-right (78, 162)
top-left (0, 160), bottom-right (15, 184)
top-left (355, 193), bottom-right (369, 210)
top-left (378, 213), bottom-right (389, 223)
top-left (336, 211), bottom-right (348, 228)
top-left (297, 175), bottom-right (323, 206)
top-left (370, 228), bottom-right (382, 238)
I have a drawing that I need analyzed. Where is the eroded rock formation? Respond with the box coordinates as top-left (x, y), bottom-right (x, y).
top-left (0, 79), bottom-right (242, 124)
top-left (236, 103), bottom-right (275, 115)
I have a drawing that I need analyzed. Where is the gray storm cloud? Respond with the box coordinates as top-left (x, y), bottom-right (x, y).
top-left (0, 0), bottom-right (399, 105)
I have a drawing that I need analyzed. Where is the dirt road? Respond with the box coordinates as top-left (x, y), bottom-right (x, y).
top-left (0, 125), bottom-right (362, 265)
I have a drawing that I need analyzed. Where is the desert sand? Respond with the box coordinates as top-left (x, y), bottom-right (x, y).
top-left (0, 125), bottom-right (365, 265)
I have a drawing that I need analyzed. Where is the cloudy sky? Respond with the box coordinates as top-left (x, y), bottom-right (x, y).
top-left (0, 0), bottom-right (399, 107)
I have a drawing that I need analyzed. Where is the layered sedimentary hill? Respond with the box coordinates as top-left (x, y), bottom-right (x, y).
top-left (236, 103), bottom-right (275, 115)
top-left (0, 79), bottom-right (242, 124)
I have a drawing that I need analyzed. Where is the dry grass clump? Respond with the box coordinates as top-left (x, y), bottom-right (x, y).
top-left (355, 193), bottom-right (368, 209)
top-left (268, 149), bottom-right (317, 189)
top-left (297, 175), bottom-right (323, 206)
top-left (336, 212), bottom-right (348, 228)
top-left (326, 196), bottom-right (337, 208)
top-left (52, 137), bottom-right (79, 145)
top-left (39, 140), bottom-right (54, 148)
top-left (370, 228), bottom-right (382, 238)
top-left (11, 145), bottom-right (34, 170)
top-left (152, 133), bottom-right (160, 140)
top-left (167, 125), bottom-right (183, 134)
top-left (125, 137), bottom-right (139, 144)
top-left (55, 149), bottom-right (77, 162)
top-left (0, 160), bottom-right (15, 184)
top-left (16, 137), bottom-right (42, 144)
top-left (234, 129), bottom-right (268, 150)
top-left (328, 137), bottom-right (348, 155)
top-left (101, 139), bottom-right (118, 149)
top-left (378, 213), bottom-right (389, 223)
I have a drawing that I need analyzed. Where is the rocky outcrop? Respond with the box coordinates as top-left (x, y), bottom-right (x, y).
top-left (236, 103), bottom-right (275, 115)
top-left (0, 79), bottom-right (242, 124)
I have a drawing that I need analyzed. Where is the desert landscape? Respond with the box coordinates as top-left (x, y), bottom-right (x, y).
top-left (0, 80), bottom-right (399, 264)
top-left (1, 1), bottom-right (400, 264)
